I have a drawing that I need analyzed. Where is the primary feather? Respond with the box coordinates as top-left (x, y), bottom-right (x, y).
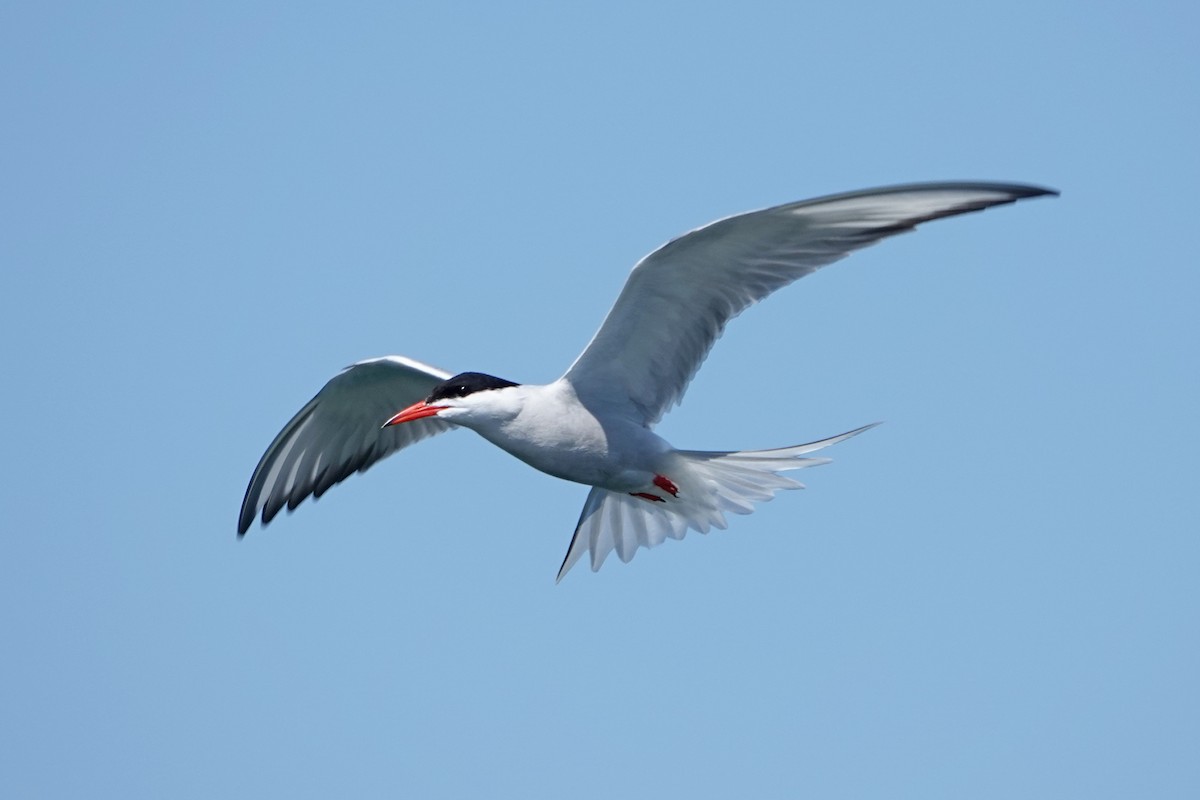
top-left (563, 182), bottom-right (1054, 425)
top-left (238, 356), bottom-right (451, 535)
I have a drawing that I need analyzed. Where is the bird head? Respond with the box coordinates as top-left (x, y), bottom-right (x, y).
top-left (383, 372), bottom-right (521, 428)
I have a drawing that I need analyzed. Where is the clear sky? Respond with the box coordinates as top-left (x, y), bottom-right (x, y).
top-left (2, 2), bottom-right (1197, 798)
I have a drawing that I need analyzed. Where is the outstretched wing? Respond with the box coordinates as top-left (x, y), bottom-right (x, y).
top-left (562, 182), bottom-right (1057, 425)
top-left (238, 356), bottom-right (453, 535)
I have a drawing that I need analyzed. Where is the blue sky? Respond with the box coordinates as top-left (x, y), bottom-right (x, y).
top-left (2, 2), bottom-right (1197, 797)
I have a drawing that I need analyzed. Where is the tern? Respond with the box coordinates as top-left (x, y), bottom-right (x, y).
top-left (239, 181), bottom-right (1056, 579)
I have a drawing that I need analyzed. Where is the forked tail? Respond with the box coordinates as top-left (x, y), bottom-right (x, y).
top-left (556, 423), bottom-right (879, 581)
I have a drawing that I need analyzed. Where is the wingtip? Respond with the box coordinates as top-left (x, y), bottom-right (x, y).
top-left (236, 506), bottom-right (260, 538)
top-left (1018, 184), bottom-right (1060, 199)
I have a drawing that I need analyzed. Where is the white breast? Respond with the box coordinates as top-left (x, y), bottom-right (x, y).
top-left (467, 380), bottom-right (670, 489)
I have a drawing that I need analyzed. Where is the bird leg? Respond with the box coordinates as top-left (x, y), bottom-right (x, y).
top-left (653, 474), bottom-right (679, 497)
top-left (628, 475), bottom-right (680, 503)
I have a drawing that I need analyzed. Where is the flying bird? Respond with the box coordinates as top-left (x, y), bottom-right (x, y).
top-left (239, 182), bottom-right (1056, 579)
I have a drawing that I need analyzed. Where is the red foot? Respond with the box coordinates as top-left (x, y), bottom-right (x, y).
top-left (653, 474), bottom-right (680, 497)
top-left (630, 492), bottom-right (665, 503)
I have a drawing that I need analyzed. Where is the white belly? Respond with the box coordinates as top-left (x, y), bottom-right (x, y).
top-left (470, 382), bottom-right (670, 490)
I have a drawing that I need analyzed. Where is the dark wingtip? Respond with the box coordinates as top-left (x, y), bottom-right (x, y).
top-left (236, 501), bottom-right (261, 538)
top-left (1016, 184), bottom-right (1060, 199)
top-left (237, 492), bottom-right (257, 537)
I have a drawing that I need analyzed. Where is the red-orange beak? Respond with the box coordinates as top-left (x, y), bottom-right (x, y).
top-left (382, 400), bottom-right (446, 427)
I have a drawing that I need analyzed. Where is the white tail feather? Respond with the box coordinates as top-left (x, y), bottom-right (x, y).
top-left (555, 423), bottom-right (878, 581)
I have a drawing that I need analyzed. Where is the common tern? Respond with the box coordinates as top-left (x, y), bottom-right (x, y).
top-left (238, 181), bottom-right (1056, 579)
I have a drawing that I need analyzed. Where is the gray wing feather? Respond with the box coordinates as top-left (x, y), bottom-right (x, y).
top-left (563, 182), bottom-right (1057, 425)
top-left (238, 355), bottom-right (453, 535)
